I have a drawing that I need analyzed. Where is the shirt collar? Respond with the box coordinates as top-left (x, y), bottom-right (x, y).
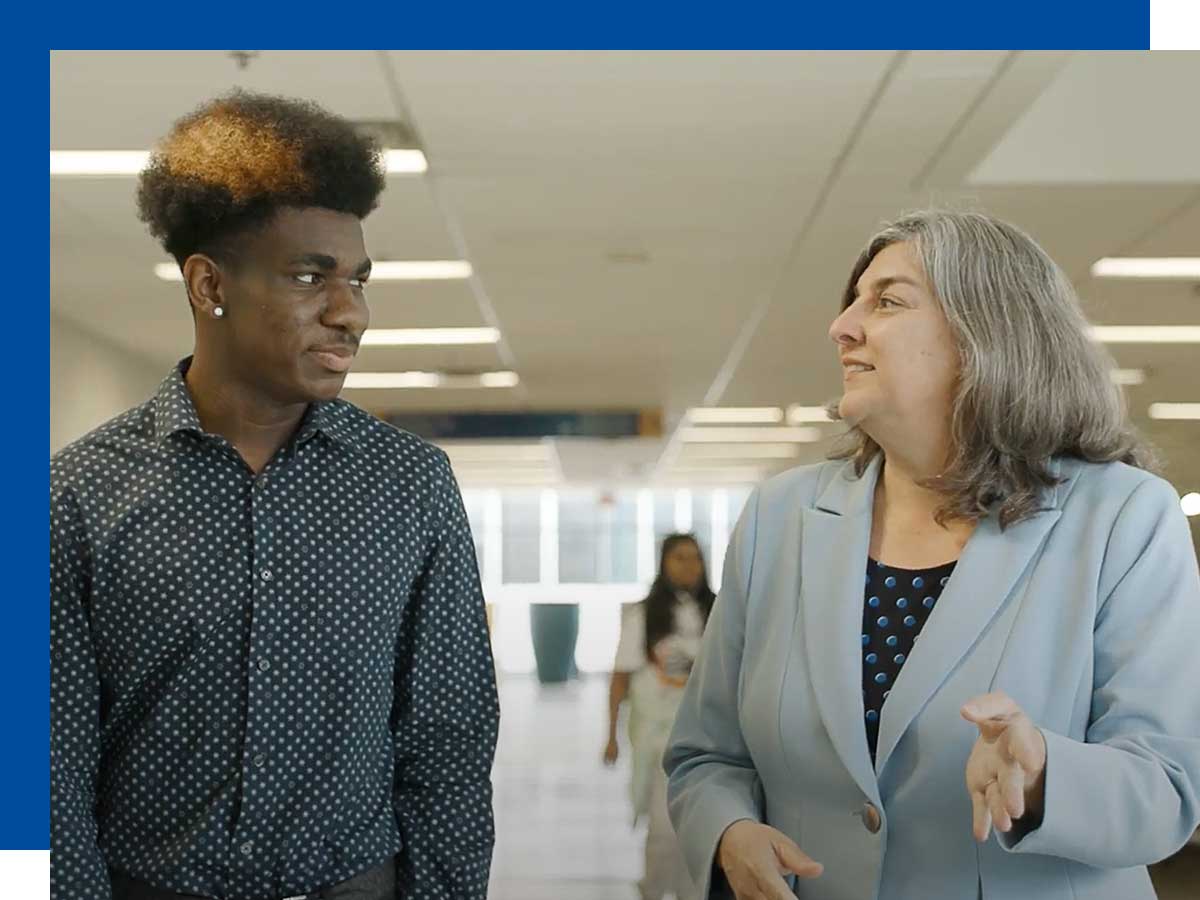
top-left (294, 396), bottom-right (363, 451)
top-left (151, 359), bottom-right (204, 444)
top-left (152, 357), bottom-right (363, 452)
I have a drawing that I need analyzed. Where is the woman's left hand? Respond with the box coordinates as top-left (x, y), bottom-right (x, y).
top-left (961, 691), bottom-right (1047, 842)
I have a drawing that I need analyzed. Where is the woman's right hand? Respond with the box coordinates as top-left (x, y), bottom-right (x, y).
top-left (603, 737), bottom-right (619, 766)
top-left (717, 820), bottom-right (823, 899)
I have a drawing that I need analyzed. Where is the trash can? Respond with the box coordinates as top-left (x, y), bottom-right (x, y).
top-left (529, 603), bottom-right (579, 684)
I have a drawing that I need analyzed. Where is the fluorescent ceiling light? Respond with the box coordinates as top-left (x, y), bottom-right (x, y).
top-left (786, 405), bottom-right (834, 424)
top-left (678, 444), bottom-right (800, 459)
top-left (344, 372), bottom-right (442, 389)
top-left (342, 371), bottom-right (518, 390)
top-left (1090, 326), bottom-right (1200, 344)
top-left (53, 148), bottom-right (426, 176)
top-left (1091, 258), bottom-right (1200, 279)
top-left (439, 443), bottom-right (552, 462)
top-left (155, 259), bottom-right (473, 283)
top-left (446, 457), bottom-right (552, 468)
top-left (660, 467), bottom-right (765, 483)
top-left (450, 461), bottom-right (556, 473)
top-left (1148, 403), bottom-right (1200, 420)
top-left (686, 407), bottom-right (783, 425)
top-left (1181, 492), bottom-right (1200, 518)
top-left (50, 150), bottom-right (149, 175)
top-left (382, 149), bottom-right (428, 174)
top-left (361, 328), bottom-right (500, 347)
top-left (477, 371), bottom-right (521, 388)
top-left (370, 260), bottom-right (472, 280)
top-left (670, 464), bottom-right (766, 473)
top-left (1110, 368), bottom-right (1146, 386)
top-left (452, 470), bottom-right (559, 484)
top-left (679, 426), bottom-right (821, 443)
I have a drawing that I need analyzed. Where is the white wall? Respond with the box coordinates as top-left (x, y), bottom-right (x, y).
top-left (50, 313), bottom-right (166, 455)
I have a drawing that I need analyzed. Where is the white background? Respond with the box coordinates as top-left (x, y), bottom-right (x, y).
top-left (0, 851), bottom-right (49, 898)
top-left (1152, 0), bottom-right (1200, 48)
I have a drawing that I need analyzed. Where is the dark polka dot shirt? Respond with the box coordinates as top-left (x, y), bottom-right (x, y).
top-left (861, 557), bottom-right (957, 760)
top-left (50, 359), bottom-right (500, 900)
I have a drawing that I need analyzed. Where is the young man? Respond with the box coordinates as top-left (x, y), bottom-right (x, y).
top-left (51, 91), bottom-right (499, 900)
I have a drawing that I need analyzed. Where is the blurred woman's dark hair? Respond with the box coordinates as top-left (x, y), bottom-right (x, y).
top-left (643, 533), bottom-right (716, 661)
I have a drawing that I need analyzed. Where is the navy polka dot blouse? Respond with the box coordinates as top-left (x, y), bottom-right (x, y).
top-left (861, 557), bottom-right (957, 759)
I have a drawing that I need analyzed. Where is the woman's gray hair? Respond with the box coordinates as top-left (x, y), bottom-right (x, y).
top-left (829, 209), bottom-right (1155, 528)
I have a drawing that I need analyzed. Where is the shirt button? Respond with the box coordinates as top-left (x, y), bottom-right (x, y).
top-left (260, 569), bottom-right (273, 582)
top-left (257, 659), bottom-right (271, 673)
top-left (253, 753), bottom-right (266, 768)
top-left (861, 802), bottom-right (882, 834)
top-left (240, 841), bottom-right (254, 857)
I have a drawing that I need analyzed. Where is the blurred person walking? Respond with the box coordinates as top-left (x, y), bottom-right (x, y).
top-left (606, 534), bottom-right (716, 900)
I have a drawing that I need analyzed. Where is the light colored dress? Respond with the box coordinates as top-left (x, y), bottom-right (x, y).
top-left (615, 594), bottom-right (704, 900)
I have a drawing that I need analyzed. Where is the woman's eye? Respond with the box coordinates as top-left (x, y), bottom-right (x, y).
top-left (350, 277), bottom-right (368, 289)
top-left (878, 295), bottom-right (900, 309)
top-left (295, 273), bottom-right (322, 286)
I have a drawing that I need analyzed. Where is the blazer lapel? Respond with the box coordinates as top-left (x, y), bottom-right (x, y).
top-left (801, 458), bottom-right (881, 804)
top-left (873, 475), bottom-right (1066, 775)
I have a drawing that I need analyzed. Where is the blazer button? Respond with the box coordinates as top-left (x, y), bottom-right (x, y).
top-left (861, 802), bottom-right (882, 834)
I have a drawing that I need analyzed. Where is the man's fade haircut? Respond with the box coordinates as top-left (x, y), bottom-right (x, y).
top-left (136, 90), bottom-right (386, 270)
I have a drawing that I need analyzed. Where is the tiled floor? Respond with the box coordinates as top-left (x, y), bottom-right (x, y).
top-left (488, 673), bottom-right (1200, 899)
top-left (489, 674), bottom-right (643, 900)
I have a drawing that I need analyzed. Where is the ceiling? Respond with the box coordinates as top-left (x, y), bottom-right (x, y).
top-left (49, 51), bottom-right (1200, 500)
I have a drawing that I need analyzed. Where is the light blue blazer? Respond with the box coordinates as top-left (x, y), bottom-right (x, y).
top-left (665, 455), bottom-right (1200, 900)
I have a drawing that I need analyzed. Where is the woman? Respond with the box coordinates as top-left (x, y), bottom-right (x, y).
top-left (664, 210), bottom-right (1200, 900)
top-left (607, 533), bottom-right (717, 900)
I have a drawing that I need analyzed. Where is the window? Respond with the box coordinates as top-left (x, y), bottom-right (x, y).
top-left (501, 492), bottom-right (541, 584)
top-left (653, 490), bottom-right (678, 553)
top-left (608, 492), bottom-right (638, 583)
top-left (558, 492), bottom-right (600, 583)
top-left (558, 491), bottom-right (640, 583)
top-left (691, 490), bottom-right (714, 568)
top-left (727, 486), bottom-right (752, 526)
top-left (460, 490), bottom-right (487, 580)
